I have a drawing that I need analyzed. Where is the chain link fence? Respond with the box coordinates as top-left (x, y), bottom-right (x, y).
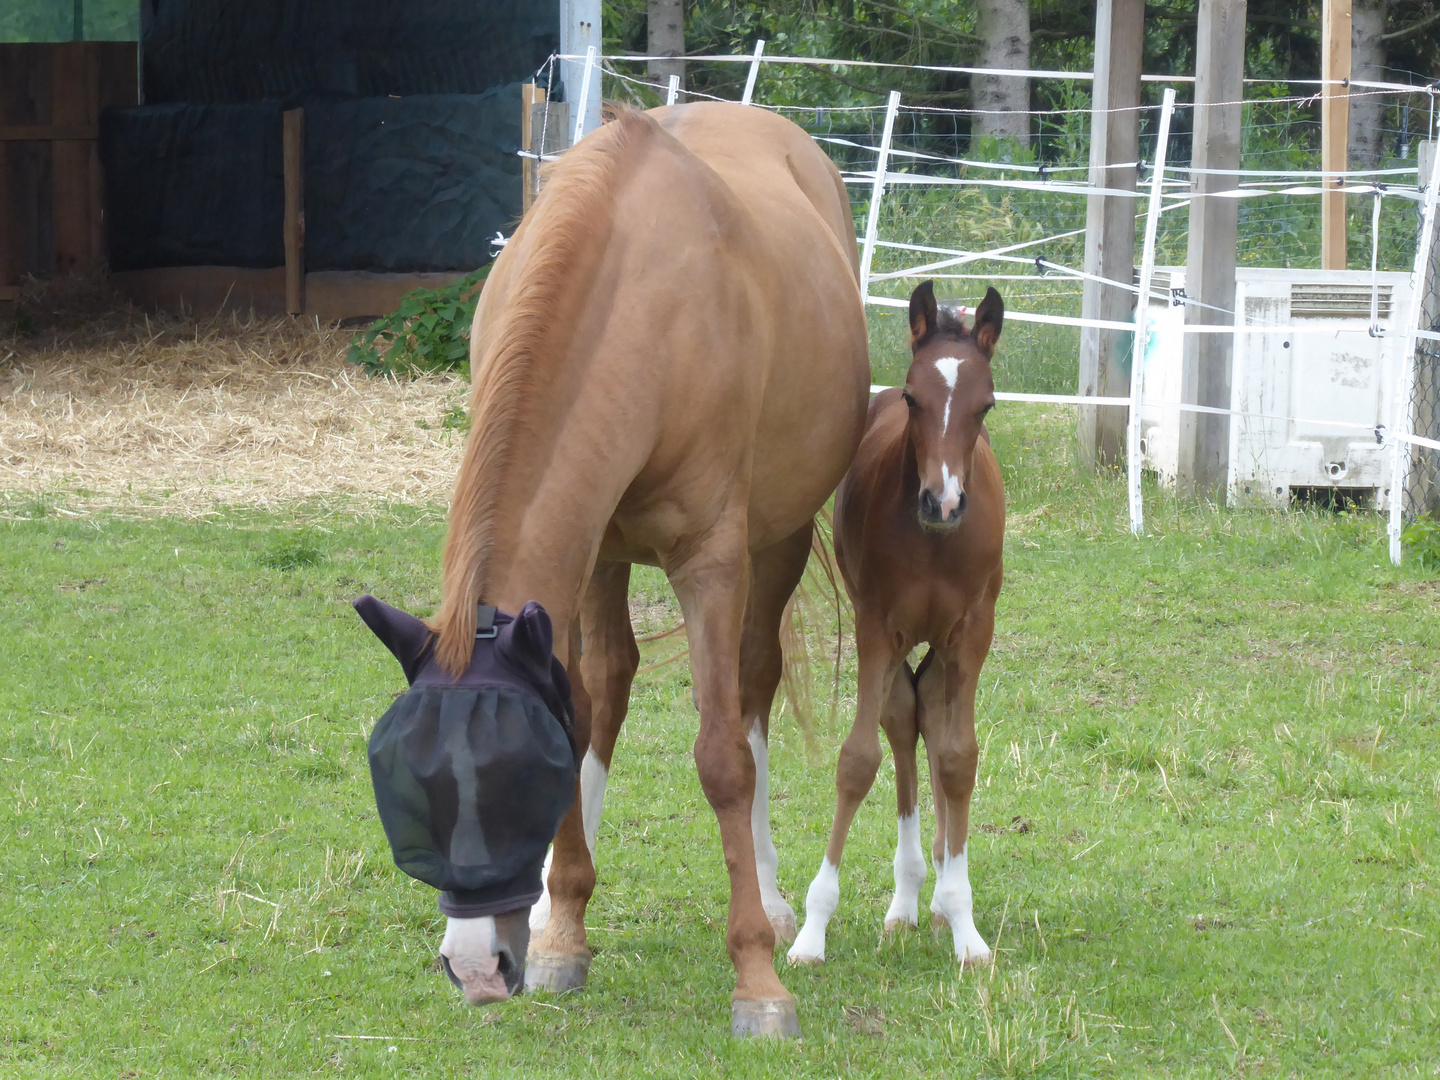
top-left (1401, 199), bottom-right (1440, 519)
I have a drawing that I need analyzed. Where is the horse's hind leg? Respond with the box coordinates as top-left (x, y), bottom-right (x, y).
top-left (880, 657), bottom-right (925, 933)
top-left (669, 515), bottom-right (797, 1037)
top-left (530, 562), bottom-right (638, 936)
top-left (788, 614), bottom-right (905, 964)
top-left (738, 522), bottom-right (815, 943)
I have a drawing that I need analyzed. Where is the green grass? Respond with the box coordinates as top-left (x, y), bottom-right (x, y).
top-left (4, 407), bottom-right (1439, 1078)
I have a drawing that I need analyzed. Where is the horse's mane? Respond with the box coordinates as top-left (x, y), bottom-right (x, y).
top-left (431, 110), bottom-right (652, 674)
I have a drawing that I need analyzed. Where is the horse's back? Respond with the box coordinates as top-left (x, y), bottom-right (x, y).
top-left (652, 103), bottom-right (859, 279)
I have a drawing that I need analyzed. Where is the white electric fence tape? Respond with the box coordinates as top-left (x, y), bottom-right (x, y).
top-left (521, 50), bottom-right (1440, 559)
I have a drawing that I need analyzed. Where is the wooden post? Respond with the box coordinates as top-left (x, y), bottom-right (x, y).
top-left (1177, 0), bottom-right (1246, 500)
top-left (51, 42), bottom-right (100, 275)
top-left (1321, 0), bottom-right (1351, 270)
top-left (1078, 0), bottom-right (1144, 469)
top-left (521, 83), bottom-right (545, 214)
top-left (283, 108), bottom-right (305, 316)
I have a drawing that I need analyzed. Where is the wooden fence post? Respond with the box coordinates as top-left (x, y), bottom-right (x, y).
top-left (521, 83), bottom-right (545, 214)
top-left (1321, 0), bottom-right (1351, 270)
top-left (283, 108), bottom-right (305, 316)
top-left (1177, 0), bottom-right (1246, 500)
top-left (1078, 0), bottom-right (1145, 470)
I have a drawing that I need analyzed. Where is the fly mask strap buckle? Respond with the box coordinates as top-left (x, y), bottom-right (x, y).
top-left (475, 604), bottom-right (499, 639)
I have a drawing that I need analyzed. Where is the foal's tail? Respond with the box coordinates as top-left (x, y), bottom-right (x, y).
top-left (778, 509), bottom-right (847, 759)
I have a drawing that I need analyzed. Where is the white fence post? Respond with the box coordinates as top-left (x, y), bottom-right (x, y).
top-left (666, 74), bottom-right (680, 106)
top-left (741, 39), bottom-right (766, 105)
top-left (1388, 134), bottom-right (1440, 564)
top-left (858, 91), bottom-right (902, 307)
top-left (573, 45), bottom-right (597, 146)
top-left (1128, 87), bottom-right (1176, 537)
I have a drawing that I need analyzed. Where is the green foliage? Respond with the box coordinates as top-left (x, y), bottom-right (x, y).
top-left (257, 528), bottom-right (327, 571)
top-left (0, 0), bottom-right (138, 42)
top-left (345, 268), bottom-right (488, 378)
top-left (1401, 514), bottom-right (1440, 571)
top-left (414, 402), bottom-right (472, 434)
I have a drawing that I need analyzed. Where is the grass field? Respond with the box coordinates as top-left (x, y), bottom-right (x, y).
top-left (4, 397), bottom-right (1438, 1078)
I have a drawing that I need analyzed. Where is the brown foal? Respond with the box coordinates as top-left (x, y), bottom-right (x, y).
top-left (789, 280), bottom-right (1005, 967)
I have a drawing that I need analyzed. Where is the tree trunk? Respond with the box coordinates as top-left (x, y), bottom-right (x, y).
top-left (647, 0), bottom-right (685, 96)
top-left (974, 0), bottom-right (1031, 152)
top-left (1349, 0), bottom-right (1387, 169)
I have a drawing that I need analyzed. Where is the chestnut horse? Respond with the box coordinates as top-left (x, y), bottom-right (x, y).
top-left (788, 280), bottom-right (1005, 967)
top-left (428, 103), bottom-right (868, 1035)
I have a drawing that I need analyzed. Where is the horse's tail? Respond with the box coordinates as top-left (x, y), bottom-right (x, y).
top-left (778, 508), bottom-right (847, 759)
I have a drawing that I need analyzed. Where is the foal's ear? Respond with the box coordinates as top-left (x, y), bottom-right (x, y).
top-left (972, 287), bottom-right (1004, 356)
top-left (909, 280), bottom-right (939, 346)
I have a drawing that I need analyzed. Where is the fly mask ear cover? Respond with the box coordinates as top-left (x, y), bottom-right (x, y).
top-left (355, 595), bottom-right (579, 918)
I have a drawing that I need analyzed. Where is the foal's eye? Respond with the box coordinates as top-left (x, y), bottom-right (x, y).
top-left (901, 390), bottom-right (918, 409)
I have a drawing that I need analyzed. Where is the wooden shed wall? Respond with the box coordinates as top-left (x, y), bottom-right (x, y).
top-left (0, 42), bottom-right (138, 298)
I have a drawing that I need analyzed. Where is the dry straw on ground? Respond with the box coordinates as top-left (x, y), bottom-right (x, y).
top-left (1, 278), bottom-right (468, 517)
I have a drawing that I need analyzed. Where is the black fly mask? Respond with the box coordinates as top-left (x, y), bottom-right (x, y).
top-left (355, 595), bottom-right (579, 920)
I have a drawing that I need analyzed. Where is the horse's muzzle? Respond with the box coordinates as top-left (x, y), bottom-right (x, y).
top-left (440, 909), bottom-right (531, 1003)
top-left (919, 487), bottom-right (966, 527)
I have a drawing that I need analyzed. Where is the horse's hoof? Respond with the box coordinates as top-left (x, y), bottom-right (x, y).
top-left (930, 911), bottom-right (950, 932)
top-left (767, 909), bottom-right (797, 944)
top-left (732, 997), bottom-right (801, 1038)
top-left (524, 951), bottom-right (591, 994)
top-left (882, 917), bottom-right (917, 938)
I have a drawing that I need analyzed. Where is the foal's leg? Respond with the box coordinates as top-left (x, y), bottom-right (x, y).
top-left (737, 522), bottom-right (815, 943)
top-left (669, 515), bottom-right (797, 1037)
top-left (880, 659), bottom-right (925, 933)
top-left (531, 562), bottom-right (638, 934)
top-left (920, 610), bottom-right (996, 966)
top-left (788, 616), bottom-right (904, 964)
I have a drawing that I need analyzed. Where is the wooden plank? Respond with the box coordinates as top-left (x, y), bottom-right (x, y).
top-left (0, 125), bottom-right (99, 141)
top-left (283, 108), bottom-right (305, 316)
top-left (1177, 0), bottom-right (1245, 500)
top-left (50, 42), bottom-right (100, 275)
top-left (521, 83), bottom-right (543, 214)
top-left (1078, 0), bottom-right (1144, 468)
top-left (0, 141), bottom-right (12, 290)
top-left (1321, 0), bottom-right (1351, 270)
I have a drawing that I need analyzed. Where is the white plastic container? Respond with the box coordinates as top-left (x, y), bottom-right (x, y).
top-left (1138, 267), bottom-right (1414, 507)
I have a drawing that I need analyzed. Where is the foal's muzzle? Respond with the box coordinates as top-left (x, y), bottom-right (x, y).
top-left (919, 486), bottom-right (966, 526)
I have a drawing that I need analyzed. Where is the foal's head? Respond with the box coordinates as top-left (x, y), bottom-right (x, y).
top-left (902, 280), bottom-right (1003, 529)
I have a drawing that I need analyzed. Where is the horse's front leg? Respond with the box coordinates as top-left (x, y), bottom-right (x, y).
top-left (920, 611), bottom-right (995, 966)
top-left (788, 613), bottom-right (905, 964)
top-left (669, 517), bottom-right (798, 1038)
top-left (530, 562), bottom-right (638, 935)
top-left (524, 620), bottom-right (598, 992)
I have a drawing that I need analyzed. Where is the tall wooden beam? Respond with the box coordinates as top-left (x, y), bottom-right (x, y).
top-left (283, 108), bottom-right (305, 316)
top-left (1078, 0), bottom-right (1145, 469)
top-left (1321, 0), bottom-right (1351, 269)
top-left (1177, 0), bottom-right (1246, 500)
top-left (51, 42), bottom-right (100, 275)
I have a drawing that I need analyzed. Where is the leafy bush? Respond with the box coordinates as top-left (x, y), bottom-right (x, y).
top-left (345, 267), bottom-right (489, 377)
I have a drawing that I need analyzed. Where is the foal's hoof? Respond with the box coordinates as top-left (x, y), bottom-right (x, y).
top-left (731, 998), bottom-right (801, 1039)
top-left (930, 911), bottom-right (950, 933)
top-left (523, 951), bottom-right (591, 994)
top-left (882, 916), bottom-right (917, 938)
